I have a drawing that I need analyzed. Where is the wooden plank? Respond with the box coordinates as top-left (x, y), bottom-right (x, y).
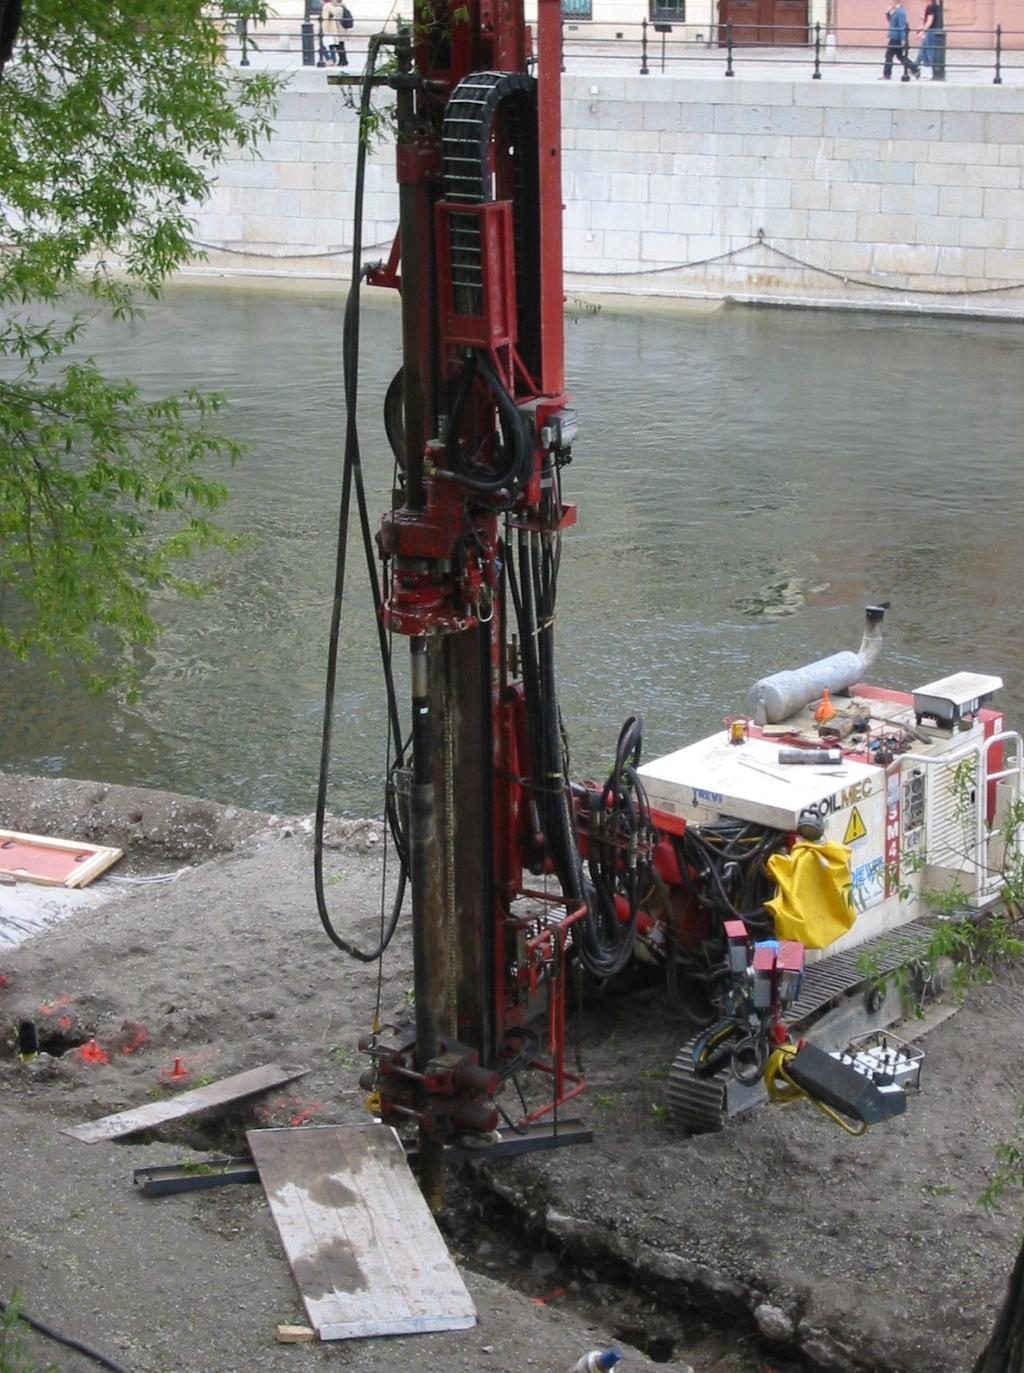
top-left (63, 1064), bottom-right (308, 1143)
top-left (249, 1124), bottom-right (476, 1341)
top-left (275, 1325), bottom-right (316, 1344)
top-left (0, 829), bottom-right (122, 889)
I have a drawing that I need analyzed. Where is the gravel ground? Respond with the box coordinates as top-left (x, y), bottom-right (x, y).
top-left (1, 774), bottom-right (1020, 1373)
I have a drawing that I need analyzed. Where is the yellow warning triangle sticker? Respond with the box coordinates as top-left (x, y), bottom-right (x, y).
top-left (844, 805), bottom-right (867, 845)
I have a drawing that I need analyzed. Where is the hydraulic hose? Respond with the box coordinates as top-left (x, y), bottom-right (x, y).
top-left (578, 715), bottom-right (649, 979)
top-left (314, 33), bottom-right (408, 963)
top-left (0, 1298), bottom-right (131, 1373)
top-left (445, 350), bottom-right (533, 498)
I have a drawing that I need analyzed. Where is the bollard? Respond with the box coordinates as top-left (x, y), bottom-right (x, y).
top-left (725, 17), bottom-right (734, 76)
top-left (654, 21), bottom-right (672, 72)
top-left (932, 26), bottom-right (946, 78)
top-left (812, 21), bottom-right (821, 78)
top-left (640, 17), bottom-right (650, 74)
top-left (301, 18), bottom-right (315, 65)
top-left (994, 24), bottom-right (1003, 84)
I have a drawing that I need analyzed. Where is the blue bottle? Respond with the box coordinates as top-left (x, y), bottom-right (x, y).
top-left (570, 1350), bottom-right (623, 1373)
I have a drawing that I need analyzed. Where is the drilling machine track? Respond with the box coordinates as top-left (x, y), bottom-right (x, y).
top-left (667, 919), bottom-right (934, 1133)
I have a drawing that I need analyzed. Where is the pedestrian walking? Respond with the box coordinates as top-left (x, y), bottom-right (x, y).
top-left (322, 0), bottom-right (352, 66)
top-left (882, 3), bottom-right (919, 80)
top-left (915, 1), bottom-right (940, 76)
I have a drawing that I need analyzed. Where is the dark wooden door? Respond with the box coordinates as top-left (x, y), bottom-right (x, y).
top-left (771, 0), bottom-right (809, 42)
top-left (718, 0), bottom-right (808, 44)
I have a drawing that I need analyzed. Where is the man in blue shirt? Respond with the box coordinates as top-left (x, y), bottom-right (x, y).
top-left (883, 3), bottom-right (920, 79)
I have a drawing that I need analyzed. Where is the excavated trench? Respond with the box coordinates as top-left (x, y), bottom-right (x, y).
top-left (439, 1168), bottom-right (802, 1373)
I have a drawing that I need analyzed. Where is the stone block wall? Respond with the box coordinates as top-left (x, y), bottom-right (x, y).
top-left (188, 69), bottom-right (1024, 316)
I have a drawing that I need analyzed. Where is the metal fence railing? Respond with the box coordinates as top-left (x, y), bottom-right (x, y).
top-left (216, 16), bottom-right (1024, 84)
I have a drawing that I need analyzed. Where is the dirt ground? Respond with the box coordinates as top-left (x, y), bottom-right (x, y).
top-left (1, 773), bottom-right (1020, 1373)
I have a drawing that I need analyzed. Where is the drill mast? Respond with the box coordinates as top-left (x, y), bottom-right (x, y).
top-left (367, 0), bottom-right (586, 1210)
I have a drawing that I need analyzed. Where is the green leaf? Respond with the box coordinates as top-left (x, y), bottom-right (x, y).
top-left (0, 0), bottom-right (284, 693)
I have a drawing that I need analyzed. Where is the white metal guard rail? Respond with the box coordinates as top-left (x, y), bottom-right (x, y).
top-left (902, 729), bottom-right (1023, 905)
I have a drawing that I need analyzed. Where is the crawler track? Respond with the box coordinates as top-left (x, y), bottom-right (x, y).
top-left (668, 919), bottom-right (933, 1132)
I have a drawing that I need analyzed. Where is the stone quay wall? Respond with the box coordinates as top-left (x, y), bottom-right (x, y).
top-left (187, 69), bottom-right (1024, 318)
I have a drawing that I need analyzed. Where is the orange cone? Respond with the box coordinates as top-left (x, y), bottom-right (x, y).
top-left (159, 1056), bottom-right (191, 1085)
top-left (814, 688), bottom-right (836, 724)
top-left (77, 1038), bottom-right (110, 1065)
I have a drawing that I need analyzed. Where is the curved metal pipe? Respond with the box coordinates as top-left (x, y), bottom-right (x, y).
top-left (748, 604), bottom-right (888, 725)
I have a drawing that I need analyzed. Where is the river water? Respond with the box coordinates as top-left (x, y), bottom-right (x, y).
top-left (2, 285), bottom-right (1022, 818)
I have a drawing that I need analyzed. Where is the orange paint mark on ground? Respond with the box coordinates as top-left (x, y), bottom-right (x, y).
top-left (112, 1020), bottom-right (149, 1055)
top-left (40, 995), bottom-right (73, 1016)
top-left (289, 1104), bottom-right (323, 1127)
top-left (530, 1287), bottom-right (566, 1307)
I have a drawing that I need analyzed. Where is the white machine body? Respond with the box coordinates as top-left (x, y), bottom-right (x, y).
top-left (638, 675), bottom-right (1019, 959)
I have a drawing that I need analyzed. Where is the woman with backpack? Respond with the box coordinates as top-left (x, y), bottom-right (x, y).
top-left (322, 1), bottom-right (352, 66)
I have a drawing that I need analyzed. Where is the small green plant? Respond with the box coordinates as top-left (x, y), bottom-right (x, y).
top-left (641, 1062), bottom-right (671, 1081)
top-left (331, 1044), bottom-right (355, 1069)
top-left (857, 767), bottom-right (1024, 1013)
top-left (594, 1094), bottom-right (614, 1110)
top-left (0, 1293), bottom-right (57, 1373)
top-left (980, 1103), bottom-right (1024, 1213)
top-left (324, 872), bottom-right (348, 889)
top-left (925, 1182), bottom-right (954, 1198)
top-left (401, 986), bottom-right (416, 1009)
top-left (179, 1158), bottom-right (217, 1177)
top-left (651, 1103), bottom-right (668, 1125)
top-left (149, 1084), bottom-right (165, 1102)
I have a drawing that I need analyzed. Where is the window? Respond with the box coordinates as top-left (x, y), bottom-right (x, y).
top-left (650, 0), bottom-right (685, 18)
top-left (561, 0), bottom-right (593, 18)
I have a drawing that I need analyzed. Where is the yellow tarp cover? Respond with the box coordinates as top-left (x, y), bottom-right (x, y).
top-left (765, 840), bottom-right (855, 950)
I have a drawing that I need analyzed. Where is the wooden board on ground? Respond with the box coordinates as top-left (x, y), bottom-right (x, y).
top-left (0, 829), bottom-right (122, 888)
top-left (64, 1064), bottom-right (308, 1143)
top-left (249, 1123), bottom-right (476, 1341)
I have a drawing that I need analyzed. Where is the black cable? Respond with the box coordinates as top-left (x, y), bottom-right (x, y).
top-left (497, 1024), bottom-right (542, 1082)
top-left (530, 528), bottom-right (585, 905)
top-left (383, 366), bottom-right (406, 470)
top-left (444, 350), bottom-right (532, 498)
top-left (675, 822), bottom-right (785, 932)
top-left (577, 715), bottom-right (649, 978)
top-left (314, 34), bottom-right (407, 963)
top-left (0, 1297), bottom-right (130, 1373)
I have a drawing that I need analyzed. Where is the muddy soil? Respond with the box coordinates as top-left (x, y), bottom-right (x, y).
top-left (0, 774), bottom-right (1019, 1373)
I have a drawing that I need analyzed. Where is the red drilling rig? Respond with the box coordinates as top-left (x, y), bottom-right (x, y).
top-left (316, 0), bottom-right (1019, 1212)
top-left (316, 0), bottom-right (652, 1211)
